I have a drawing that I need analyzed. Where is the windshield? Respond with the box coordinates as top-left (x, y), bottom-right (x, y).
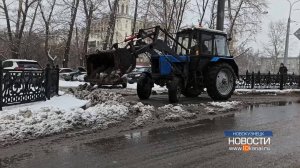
top-left (60, 69), bottom-right (73, 73)
top-left (17, 61), bottom-right (41, 69)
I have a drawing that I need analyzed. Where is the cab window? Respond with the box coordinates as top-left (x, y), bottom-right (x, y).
top-left (201, 34), bottom-right (213, 55)
top-left (190, 33), bottom-right (200, 55)
top-left (214, 35), bottom-right (230, 56)
top-left (176, 33), bottom-right (190, 55)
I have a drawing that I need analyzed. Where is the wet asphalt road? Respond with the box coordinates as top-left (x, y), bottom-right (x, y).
top-left (2, 102), bottom-right (300, 168)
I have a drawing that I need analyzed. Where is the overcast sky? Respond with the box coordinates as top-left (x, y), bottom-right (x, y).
top-left (1, 0), bottom-right (299, 58)
top-left (251, 0), bottom-right (300, 57)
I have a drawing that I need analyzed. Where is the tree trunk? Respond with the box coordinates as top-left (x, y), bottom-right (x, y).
top-left (143, 0), bottom-right (152, 28)
top-left (63, 0), bottom-right (80, 68)
top-left (82, 0), bottom-right (94, 66)
top-left (103, 0), bottom-right (119, 50)
top-left (132, 0), bottom-right (138, 35)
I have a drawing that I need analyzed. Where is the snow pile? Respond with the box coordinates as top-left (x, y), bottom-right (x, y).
top-left (0, 99), bottom-right (130, 142)
top-left (73, 88), bottom-right (125, 106)
top-left (131, 102), bottom-right (154, 127)
top-left (208, 101), bottom-right (241, 110)
top-left (158, 104), bottom-right (196, 121)
top-left (83, 101), bottom-right (129, 128)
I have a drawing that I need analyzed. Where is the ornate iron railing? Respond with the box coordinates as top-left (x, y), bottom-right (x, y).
top-left (0, 62), bottom-right (59, 110)
top-left (236, 71), bottom-right (300, 89)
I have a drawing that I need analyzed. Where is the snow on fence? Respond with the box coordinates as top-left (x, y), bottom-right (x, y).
top-left (0, 63), bottom-right (59, 110)
top-left (236, 71), bottom-right (300, 90)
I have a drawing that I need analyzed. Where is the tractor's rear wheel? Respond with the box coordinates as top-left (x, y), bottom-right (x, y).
top-left (206, 63), bottom-right (236, 100)
top-left (137, 74), bottom-right (152, 100)
top-left (168, 77), bottom-right (182, 103)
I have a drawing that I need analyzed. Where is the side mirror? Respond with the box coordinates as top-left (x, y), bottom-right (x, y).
top-left (227, 37), bottom-right (232, 41)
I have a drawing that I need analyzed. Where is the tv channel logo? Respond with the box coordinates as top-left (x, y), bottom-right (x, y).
top-left (224, 131), bottom-right (273, 152)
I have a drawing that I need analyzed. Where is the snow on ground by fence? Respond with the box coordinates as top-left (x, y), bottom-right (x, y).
top-left (0, 94), bottom-right (132, 143)
top-left (235, 89), bottom-right (300, 93)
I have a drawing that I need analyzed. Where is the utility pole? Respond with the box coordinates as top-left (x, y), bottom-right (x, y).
top-left (216, 0), bottom-right (225, 31)
top-left (284, 5), bottom-right (292, 65)
top-left (283, 0), bottom-right (300, 65)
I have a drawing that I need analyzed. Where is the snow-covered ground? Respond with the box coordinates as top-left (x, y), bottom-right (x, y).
top-left (127, 83), bottom-right (167, 92)
top-left (59, 80), bottom-right (168, 93)
top-left (235, 89), bottom-right (300, 94)
top-left (59, 80), bottom-right (87, 88)
top-left (0, 94), bottom-right (132, 143)
top-left (0, 80), bottom-right (249, 144)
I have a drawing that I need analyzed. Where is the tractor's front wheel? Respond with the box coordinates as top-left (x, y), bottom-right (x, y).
top-left (122, 83), bottom-right (127, 88)
top-left (206, 63), bottom-right (236, 100)
top-left (137, 74), bottom-right (152, 100)
top-left (168, 77), bottom-right (182, 103)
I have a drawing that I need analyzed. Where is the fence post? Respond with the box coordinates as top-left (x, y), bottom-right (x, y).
top-left (0, 61), bottom-right (2, 111)
top-left (251, 72), bottom-right (255, 89)
top-left (267, 71), bottom-right (271, 86)
top-left (280, 73), bottom-right (284, 90)
top-left (56, 65), bottom-right (59, 95)
top-left (246, 70), bottom-right (249, 88)
top-left (298, 74), bottom-right (300, 88)
top-left (257, 71), bottom-right (261, 87)
top-left (45, 64), bottom-right (50, 100)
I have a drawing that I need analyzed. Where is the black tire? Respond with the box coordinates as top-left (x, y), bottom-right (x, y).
top-left (122, 82), bottom-right (127, 88)
top-left (206, 63), bottom-right (236, 100)
top-left (168, 77), bottom-right (182, 103)
top-left (182, 87), bottom-right (201, 98)
top-left (137, 74), bottom-right (152, 100)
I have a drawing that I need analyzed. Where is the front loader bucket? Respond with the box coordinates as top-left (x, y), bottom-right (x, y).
top-left (86, 48), bottom-right (136, 85)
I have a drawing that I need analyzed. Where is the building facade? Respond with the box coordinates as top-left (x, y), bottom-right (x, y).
top-left (88, 0), bottom-right (144, 50)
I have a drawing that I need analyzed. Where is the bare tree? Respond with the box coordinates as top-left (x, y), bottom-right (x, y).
top-left (82, 0), bottom-right (102, 65)
top-left (143, 0), bottom-right (152, 28)
top-left (143, 0), bottom-right (189, 33)
top-left (208, 0), bottom-right (217, 28)
top-left (39, 0), bottom-right (57, 66)
top-left (0, 0), bottom-right (39, 59)
top-left (264, 21), bottom-right (286, 73)
top-left (195, 0), bottom-right (209, 26)
top-left (226, 0), bottom-right (267, 54)
top-left (62, 0), bottom-right (80, 67)
top-left (103, 0), bottom-right (119, 50)
top-left (132, 0), bottom-right (138, 34)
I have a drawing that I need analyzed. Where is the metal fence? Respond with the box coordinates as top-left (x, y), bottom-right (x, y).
top-left (236, 71), bottom-right (300, 90)
top-left (0, 63), bottom-right (59, 110)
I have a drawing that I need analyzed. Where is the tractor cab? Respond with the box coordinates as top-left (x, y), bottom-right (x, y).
top-left (175, 27), bottom-right (231, 58)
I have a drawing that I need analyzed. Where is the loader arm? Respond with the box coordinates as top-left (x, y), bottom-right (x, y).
top-left (85, 26), bottom-right (188, 85)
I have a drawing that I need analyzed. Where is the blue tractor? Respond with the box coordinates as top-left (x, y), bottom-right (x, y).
top-left (86, 26), bottom-right (238, 103)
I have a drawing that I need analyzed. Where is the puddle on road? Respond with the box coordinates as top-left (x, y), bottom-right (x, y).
top-left (85, 100), bottom-right (300, 150)
top-left (2, 100), bottom-right (300, 168)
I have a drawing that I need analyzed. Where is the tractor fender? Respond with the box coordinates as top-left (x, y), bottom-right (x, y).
top-left (206, 57), bottom-right (239, 77)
